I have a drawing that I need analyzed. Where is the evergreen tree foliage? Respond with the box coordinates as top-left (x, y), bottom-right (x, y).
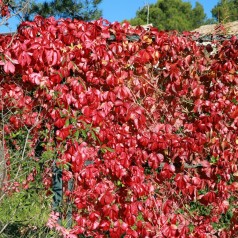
top-left (3, 0), bottom-right (102, 21)
top-left (211, 0), bottom-right (238, 23)
top-left (27, 0), bottom-right (102, 20)
top-left (129, 0), bottom-right (207, 32)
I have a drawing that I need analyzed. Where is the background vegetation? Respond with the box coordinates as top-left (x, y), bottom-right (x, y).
top-left (0, 0), bottom-right (238, 237)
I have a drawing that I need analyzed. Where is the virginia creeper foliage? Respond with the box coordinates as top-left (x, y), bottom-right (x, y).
top-left (0, 16), bottom-right (238, 237)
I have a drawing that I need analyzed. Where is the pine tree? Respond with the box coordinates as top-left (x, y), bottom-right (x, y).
top-left (129, 0), bottom-right (207, 32)
top-left (1, 0), bottom-right (102, 22)
top-left (211, 0), bottom-right (238, 23)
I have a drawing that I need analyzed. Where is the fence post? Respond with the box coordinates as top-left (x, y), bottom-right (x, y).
top-left (52, 162), bottom-right (63, 224)
top-left (66, 176), bottom-right (73, 228)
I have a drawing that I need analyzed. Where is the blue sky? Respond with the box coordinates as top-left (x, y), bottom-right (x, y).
top-left (0, 0), bottom-right (219, 33)
top-left (100, 0), bottom-right (218, 22)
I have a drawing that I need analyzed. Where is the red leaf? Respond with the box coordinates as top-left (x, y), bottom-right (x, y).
top-left (175, 174), bottom-right (188, 189)
top-left (3, 60), bottom-right (15, 74)
top-left (56, 127), bottom-right (71, 140)
top-left (200, 191), bottom-right (216, 205)
top-left (99, 190), bottom-right (115, 205)
top-left (230, 106), bottom-right (238, 119)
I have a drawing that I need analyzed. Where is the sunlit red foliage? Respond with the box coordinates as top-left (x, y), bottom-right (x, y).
top-left (0, 1), bottom-right (10, 17)
top-left (0, 16), bottom-right (238, 237)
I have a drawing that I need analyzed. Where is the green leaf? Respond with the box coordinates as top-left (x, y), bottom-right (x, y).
top-left (90, 130), bottom-right (97, 141)
top-left (210, 155), bottom-right (219, 164)
top-left (41, 150), bottom-right (55, 161)
top-left (104, 146), bottom-right (114, 153)
top-left (65, 119), bottom-right (70, 127)
top-left (70, 117), bottom-right (77, 124)
top-left (74, 130), bottom-right (79, 139)
top-left (80, 130), bottom-right (87, 139)
top-left (10, 131), bottom-right (21, 138)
